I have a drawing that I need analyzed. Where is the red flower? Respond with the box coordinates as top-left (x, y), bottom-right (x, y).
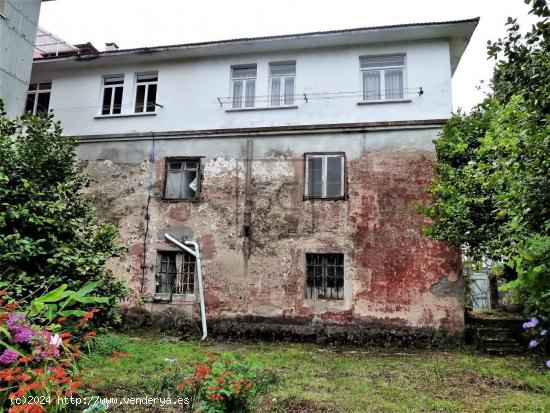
top-left (195, 363), bottom-right (211, 379)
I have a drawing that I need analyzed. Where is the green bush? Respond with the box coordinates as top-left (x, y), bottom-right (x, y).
top-left (0, 103), bottom-right (127, 327)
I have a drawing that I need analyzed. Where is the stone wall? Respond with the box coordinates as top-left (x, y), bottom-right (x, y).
top-left (80, 130), bottom-right (463, 340)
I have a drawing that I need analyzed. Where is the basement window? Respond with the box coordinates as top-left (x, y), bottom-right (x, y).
top-left (304, 153), bottom-right (345, 199)
top-left (155, 251), bottom-right (195, 295)
top-left (135, 72), bottom-right (158, 113)
top-left (101, 75), bottom-right (124, 115)
top-left (25, 82), bottom-right (51, 115)
top-left (305, 253), bottom-right (344, 300)
top-left (164, 158), bottom-right (200, 200)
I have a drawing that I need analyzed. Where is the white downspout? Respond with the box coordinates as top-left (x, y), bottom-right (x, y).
top-left (164, 233), bottom-right (207, 340)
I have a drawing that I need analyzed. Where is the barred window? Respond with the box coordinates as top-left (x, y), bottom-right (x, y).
top-left (305, 253), bottom-right (344, 300)
top-left (155, 251), bottom-right (195, 295)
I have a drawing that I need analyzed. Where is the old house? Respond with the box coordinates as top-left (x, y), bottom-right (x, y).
top-left (28, 18), bottom-right (478, 342)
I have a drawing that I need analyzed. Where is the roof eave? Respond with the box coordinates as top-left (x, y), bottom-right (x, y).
top-left (32, 17), bottom-right (479, 74)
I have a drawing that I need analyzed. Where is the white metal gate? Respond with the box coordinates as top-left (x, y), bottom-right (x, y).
top-left (470, 272), bottom-right (490, 310)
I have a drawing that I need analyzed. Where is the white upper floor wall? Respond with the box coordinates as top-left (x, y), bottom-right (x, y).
top-left (29, 19), bottom-right (478, 137)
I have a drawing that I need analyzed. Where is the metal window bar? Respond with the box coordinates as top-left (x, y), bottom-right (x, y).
top-left (305, 253), bottom-right (344, 300)
top-left (155, 251), bottom-right (195, 295)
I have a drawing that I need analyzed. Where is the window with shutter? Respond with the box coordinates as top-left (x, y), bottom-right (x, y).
top-left (360, 54), bottom-right (406, 101)
top-left (231, 65), bottom-right (257, 108)
top-left (269, 62), bottom-right (296, 106)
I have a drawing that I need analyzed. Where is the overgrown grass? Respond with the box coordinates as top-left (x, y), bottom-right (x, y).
top-left (81, 333), bottom-right (550, 412)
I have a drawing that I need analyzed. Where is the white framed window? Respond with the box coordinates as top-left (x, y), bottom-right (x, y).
top-left (25, 82), bottom-right (51, 115)
top-left (269, 62), bottom-right (295, 106)
top-left (231, 65), bottom-right (256, 108)
top-left (304, 153), bottom-right (345, 199)
top-left (100, 75), bottom-right (124, 115)
top-left (360, 54), bottom-right (406, 101)
top-left (135, 72), bottom-right (158, 113)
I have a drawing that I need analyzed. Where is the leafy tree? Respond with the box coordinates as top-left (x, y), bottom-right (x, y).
top-left (0, 104), bottom-right (127, 326)
top-left (421, 0), bottom-right (550, 317)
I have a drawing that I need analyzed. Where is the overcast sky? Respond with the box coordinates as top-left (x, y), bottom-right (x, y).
top-left (38, 0), bottom-right (537, 111)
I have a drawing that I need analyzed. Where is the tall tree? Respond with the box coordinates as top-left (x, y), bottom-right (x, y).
top-left (421, 0), bottom-right (550, 316)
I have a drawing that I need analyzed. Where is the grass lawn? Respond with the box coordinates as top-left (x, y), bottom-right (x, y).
top-left (81, 333), bottom-right (550, 412)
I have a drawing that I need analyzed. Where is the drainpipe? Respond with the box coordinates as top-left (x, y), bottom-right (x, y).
top-left (164, 233), bottom-right (207, 340)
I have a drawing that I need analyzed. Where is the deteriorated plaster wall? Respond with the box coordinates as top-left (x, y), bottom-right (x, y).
top-left (79, 129), bottom-right (463, 335)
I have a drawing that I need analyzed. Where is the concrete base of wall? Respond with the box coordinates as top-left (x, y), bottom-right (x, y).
top-left (119, 305), bottom-right (463, 348)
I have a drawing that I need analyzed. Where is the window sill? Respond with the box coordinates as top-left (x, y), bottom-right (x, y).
top-left (225, 105), bottom-right (298, 113)
top-left (144, 293), bottom-right (196, 303)
top-left (357, 99), bottom-right (411, 105)
top-left (160, 197), bottom-right (201, 203)
top-left (94, 112), bottom-right (157, 119)
top-left (304, 196), bottom-right (346, 201)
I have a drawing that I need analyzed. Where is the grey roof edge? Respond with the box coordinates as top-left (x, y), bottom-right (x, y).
top-left (34, 17), bottom-right (480, 63)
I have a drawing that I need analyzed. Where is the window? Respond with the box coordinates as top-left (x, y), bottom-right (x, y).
top-left (25, 82), bottom-right (51, 115)
top-left (304, 154), bottom-right (345, 199)
top-left (164, 158), bottom-right (200, 200)
top-left (155, 251), bottom-right (195, 295)
top-left (135, 73), bottom-right (158, 113)
top-left (101, 75), bottom-right (124, 115)
top-left (231, 65), bottom-right (256, 108)
top-left (269, 62), bottom-right (295, 106)
top-left (305, 253), bottom-right (344, 300)
top-left (360, 54), bottom-right (406, 101)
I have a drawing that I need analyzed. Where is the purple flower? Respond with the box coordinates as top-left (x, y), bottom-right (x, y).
top-left (529, 339), bottom-right (538, 348)
top-left (523, 317), bottom-right (540, 329)
top-left (12, 325), bottom-right (36, 344)
top-left (35, 346), bottom-right (59, 361)
top-left (541, 330), bottom-right (547, 337)
top-left (0, 349), bottom-right (19, 365)
top-left (6, 314), bottom-right (25, 332)
top-left (546, 361), bottom-right (550, 369)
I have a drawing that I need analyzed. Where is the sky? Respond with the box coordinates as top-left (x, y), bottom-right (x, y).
top-left (38, 0), bottom-right (538, 111)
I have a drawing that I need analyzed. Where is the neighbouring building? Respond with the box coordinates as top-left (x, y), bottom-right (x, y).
top-left (0, 0), bottom-right (41, 117)
top-left (28, 18), bottom-right (479, 343)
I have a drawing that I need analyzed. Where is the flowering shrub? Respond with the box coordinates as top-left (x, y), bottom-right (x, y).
top-left (522, 315), bottom-right (550, 369)
top-left (0, 284), bottom-right (106, 412)
top-left (178, 353), bottom-right (265, 413)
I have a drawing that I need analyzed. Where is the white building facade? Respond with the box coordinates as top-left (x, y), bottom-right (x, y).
top-left (28, 19), bottom-right (478, 342)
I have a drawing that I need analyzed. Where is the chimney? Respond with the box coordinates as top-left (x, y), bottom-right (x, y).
top-left (105, 42), bottom-right (119, 52)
